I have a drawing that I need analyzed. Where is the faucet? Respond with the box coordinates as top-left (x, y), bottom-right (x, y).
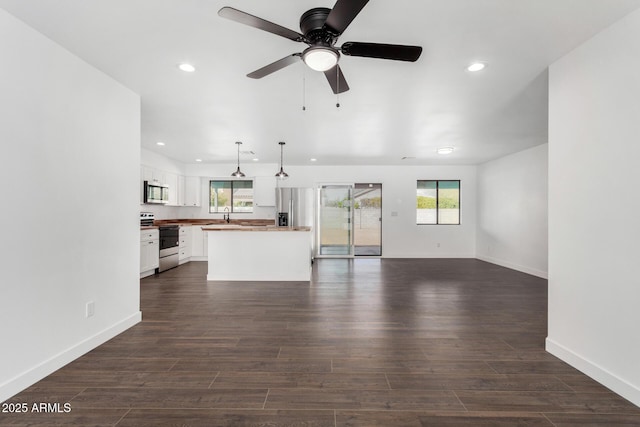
top-left (223, 207), bottom-right (230, 223)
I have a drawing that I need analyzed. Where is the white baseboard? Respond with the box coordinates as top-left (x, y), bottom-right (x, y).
top-left (383, 253), bottom-right (476, 259)
top-left (546, 337), bottom-right (640, 407)
top-left (140, 269), bottom-right (155, 278)
top-left (0, 311), bottom-right (141, 403)
top-left (476, 254), bottom-right (548, 279)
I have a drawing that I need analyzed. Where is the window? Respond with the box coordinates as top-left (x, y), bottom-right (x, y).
top-left (417, 180), bottom-right (460, 225)
top-left (209, 180), bottom-right (253, 213)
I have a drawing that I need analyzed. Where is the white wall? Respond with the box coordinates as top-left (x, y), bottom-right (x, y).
top-left (0, 9), bottom-right (141, 401)
top-left (547, 8), bottom-right (640, 406)
top-left (476, 144), bottom-right (548, 278)
top-left (142, 148), bottom-right (185, 175)
top-left (183, 162), bottom-right (477, 258)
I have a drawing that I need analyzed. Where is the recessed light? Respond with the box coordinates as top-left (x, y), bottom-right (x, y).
top-left (467, 62), bottom-right (486, 72)
top-left (156, 141), bottom-right (165, 146)
top-left (195, 159), bottom-right (202, 162)
top-left (252, 158), bottom-right (259, 162)
top-left (310, 158), bottom-right (317, 162)
top-left (178, 63), bottom-right (196, 72)
top-left (437, 147), bottom-right (454, 155)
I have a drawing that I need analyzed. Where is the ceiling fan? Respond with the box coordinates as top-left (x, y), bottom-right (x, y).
top-left (218, 0), bottom-right (422, 94)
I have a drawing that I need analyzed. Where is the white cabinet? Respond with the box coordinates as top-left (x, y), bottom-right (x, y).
top-left (184, 176), bottom-right (201, 207)
top-left (179, 225), bottom-right (191, 264)
top-left (253, 176), bottom-right (276, 207)
top-left (142, 166), bottom-right (165, 184)
top-left (141, 165), bottom-right (185, 206)
top-left (140, 229), bottom-right (159, 278)
top-left (141, 166), bottom-right (166, 204)
top-left (175, 175), bottom-right (200, 207)
top-left (165, 172), bottom-right (179, 206)
top-left (190, 225), bottom-right (207, 260)
top-left (177, 175), bottom-right (186, 206)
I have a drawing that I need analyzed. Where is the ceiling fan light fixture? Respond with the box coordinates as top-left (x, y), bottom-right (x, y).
top-left (302, 46), bottom-right (339, 72)
top-left (231, 141), bottom-right (246, 177)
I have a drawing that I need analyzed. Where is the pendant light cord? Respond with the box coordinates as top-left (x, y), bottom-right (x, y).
top-left (232, 141), bottom-right (245, 177)
top-left (275, 141), bottom-right (288, 179)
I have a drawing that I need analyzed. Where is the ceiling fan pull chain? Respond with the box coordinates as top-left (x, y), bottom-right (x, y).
top-left (302, 65), bottom-right (307, 111)
top-left (336, 66), bottom-right (340, 108)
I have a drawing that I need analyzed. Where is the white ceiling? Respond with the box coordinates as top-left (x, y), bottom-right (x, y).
top-left (2, 0), bottom-right (640, 166)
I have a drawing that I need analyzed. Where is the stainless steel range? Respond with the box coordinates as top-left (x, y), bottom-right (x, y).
top-left (140, 212), bottom-right (155, 227)
top-left (157, 225), bottom-right (179, 273)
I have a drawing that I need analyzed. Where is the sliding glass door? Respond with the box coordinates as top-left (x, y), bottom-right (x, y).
top-left (353, 183), bottom-right (382, 256)
top-left (318, 185), bottom-right (353, 256)
top-left (317, 183), bottom-right (382, 257)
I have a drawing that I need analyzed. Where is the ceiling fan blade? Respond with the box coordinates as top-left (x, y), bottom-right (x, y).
top-left (218, 7), bottom-right (305, 42)
top-left (247, 54), bottom-right (301, 79)
top-left (324, 65), bottom-right (350, 94)
top-left (324, 0), bottom-right (369, 35)
top-left (341, 42), bottom-right (422, 62)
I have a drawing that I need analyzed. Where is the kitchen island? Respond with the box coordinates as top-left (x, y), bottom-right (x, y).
top-left (202, 225), bottom-right (312, 281)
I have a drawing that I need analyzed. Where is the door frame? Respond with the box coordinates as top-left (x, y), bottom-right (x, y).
top-left (315, 183), bottom-right (382, 259)
top-left (353, 183), bottom-right (382, 257)
top-left (316, 183), bottom-right (354, 258)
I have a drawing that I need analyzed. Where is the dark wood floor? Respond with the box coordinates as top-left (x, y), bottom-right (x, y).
top-left (3, 259), bottom-right (639, 426)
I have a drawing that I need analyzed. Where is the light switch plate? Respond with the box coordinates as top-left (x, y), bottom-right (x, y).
top-left (86, 301), bottom-right (95, 318)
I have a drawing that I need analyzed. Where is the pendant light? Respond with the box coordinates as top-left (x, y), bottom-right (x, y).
top-left (231, 141), bottom-right (245, 177)
top-left (275, 141), bottom-right (289, 180)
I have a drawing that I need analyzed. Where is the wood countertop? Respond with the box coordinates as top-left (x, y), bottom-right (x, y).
top-left (202, 225), bottom-right (311, 232)
top-left (154, 219), bottom-right (275, 227)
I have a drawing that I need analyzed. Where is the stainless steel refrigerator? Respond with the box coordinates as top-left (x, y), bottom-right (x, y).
top-left (275, 187), bottom-right (315, 227)
top-left (275, 187), bottom-right (315, 258)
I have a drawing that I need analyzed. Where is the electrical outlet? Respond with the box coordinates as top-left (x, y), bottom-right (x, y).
top-left (86, 301), bottom-right (95, 318)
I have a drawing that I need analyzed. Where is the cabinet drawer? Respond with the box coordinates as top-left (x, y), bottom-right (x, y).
top-left (140, 229), bottom-right (159, 242)
top-left (179, 226), bottom-right (190, 248)
top-left (179, 247), bottom-right (191, 260)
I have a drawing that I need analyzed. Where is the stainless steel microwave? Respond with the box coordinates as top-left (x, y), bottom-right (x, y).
top-left (143, 181), bottom-right (169, 204)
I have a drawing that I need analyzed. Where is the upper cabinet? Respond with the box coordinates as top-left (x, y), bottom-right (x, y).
top-left (165, 172), bottom-right (179, 206)
top-left (253, 176), bottom-right (276, 207)
top-left (141, 164), bottom-right (201, 207)
top-left (177, 175), bottom-right (186, 206)
top-left (142, 166), bottom-right (164, 185)
top-left (184, 176), bottom-right (201, 207)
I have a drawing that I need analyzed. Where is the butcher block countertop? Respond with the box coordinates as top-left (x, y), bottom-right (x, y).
top-left (153, 219), bottom-right (275, 227)
top-left (202, 225), bottom-right (311, 232)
